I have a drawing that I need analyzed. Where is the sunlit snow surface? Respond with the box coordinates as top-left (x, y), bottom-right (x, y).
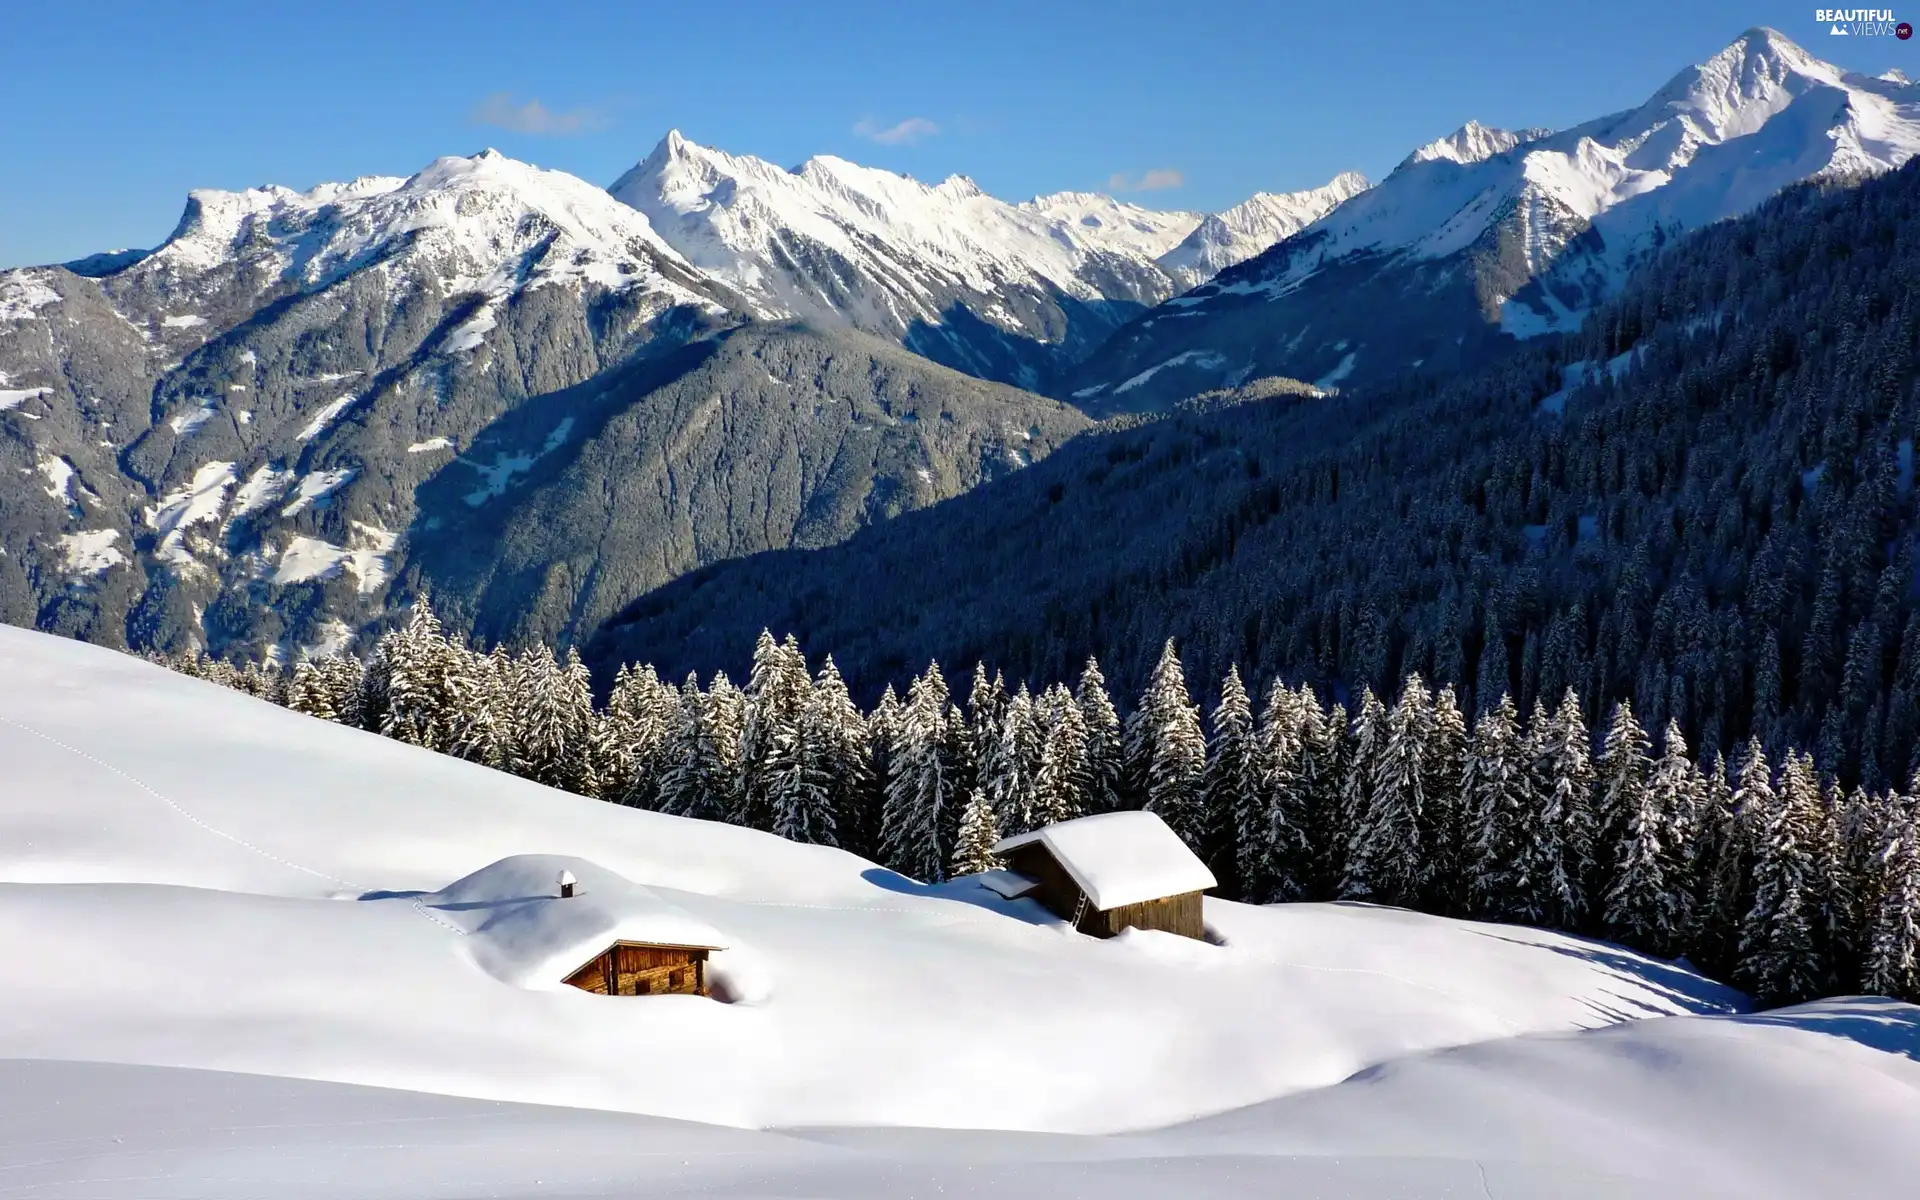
top-left (0, 625), bottom-right (1915, 1197)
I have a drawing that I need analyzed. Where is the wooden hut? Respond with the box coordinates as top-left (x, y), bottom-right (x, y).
top-left (562, 939), bottom-right (722, 997)
top-left (991, 810), bottom-right (1217, 941)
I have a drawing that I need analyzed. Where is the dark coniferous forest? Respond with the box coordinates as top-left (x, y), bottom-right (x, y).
top-left (158, 606), bottom-right (1920, 1009)
top-left (592, 160), bottom-right (1920, 796)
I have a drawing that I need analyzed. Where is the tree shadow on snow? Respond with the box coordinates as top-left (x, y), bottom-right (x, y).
top-left (1464, 928), bottom-right (1748, 1020)
top-left (1731, 997), bottom-right (1920, 1062)
top-left (859, 868), bottom-right (1061, 927)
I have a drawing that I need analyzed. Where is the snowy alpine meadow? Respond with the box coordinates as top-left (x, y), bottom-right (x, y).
top-left (4, 624), bottom-right (1919, 1197)
top-left (6, 17), bottom-right (1920, 1198)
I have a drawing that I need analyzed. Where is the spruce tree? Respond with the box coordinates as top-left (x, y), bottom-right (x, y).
top-left (802, 657), bottom-right (868, 848)
top-left (985, 686), bottom-right (1043, 835)
top-left (1529, 688), bottom-right (1595, 929)
top-left (950, 786), bottom-right (1004, 878)
top-left (1336, 690), bottom-right (1388, 900)
top-left (1032, 683), bottom-right (1091, 828)
top-left (1346, 675), bottom-right (1433, 907)
top-left (447, 645), bottom-right (515, 772)
top-left (1123, 640), bottom-right (1208, 846)
top-left (1604, 721), bottom-right (1696, 956)
top-left (881, 664), bottom-right (954, 882)
top-left (1592, 701), bottom-right (1654, 921)
top-left (1077, 658), bottom-right (1124, 814)
top-left (1248, 679), bottom-right (1313, 903)
top-left (1463, 694), bottom-right (1532, 921)
top-left (739, 631), bottom-right (812, 832)
top-left (1302, 692), bottom-right (1349, 899)
top-left (1421, 684), bottom-right (1470, 913)
top-left (1862, 805), bottom-right (1920, 1001)
top-left (1201, 666), bottom-right (1258, 896)
top-left (286, 659), bottom-right (338, 722)
top-left (1738, 751), bottom-right (1828, 1005)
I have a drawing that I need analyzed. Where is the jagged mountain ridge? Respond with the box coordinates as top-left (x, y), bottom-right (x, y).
top-left (1070, 28), bottom-right (1920, 413)
top-left (609, 131), bottom-right (1366, 392)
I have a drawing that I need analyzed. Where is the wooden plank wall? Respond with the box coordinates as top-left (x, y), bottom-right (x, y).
top-left (563, 944), bottom-right (712, 996)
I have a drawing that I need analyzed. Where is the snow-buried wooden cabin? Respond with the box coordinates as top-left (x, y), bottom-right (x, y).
top-left (422, 855), bottom-right (727, 998)
top-left (988, 811), bottom-right (1217, 940)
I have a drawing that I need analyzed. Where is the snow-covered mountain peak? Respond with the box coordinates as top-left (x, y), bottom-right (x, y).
top-left (1156, 170), bottom-right (1373, 289)
top-left (138, 149), bottom-right (717, 311)
top-left (1017, 191), bottom-right (1203, 259)
top-left (609, 130), bottom-right (1198, 352)
top-left (1075, 29), bottom-right (1920, 407)
top-left (1398, 121), bottom-right (1552, 172)
top-left (1633, 25), bottom-right (1843, 146)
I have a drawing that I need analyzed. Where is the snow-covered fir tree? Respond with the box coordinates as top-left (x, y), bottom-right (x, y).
top-left (1247, 679), bottom-right (1313, 903)
top-left (1201, 665), bottom-right (1257, 897)
top-left (1336, 689), bottom-right (1389, 898)
top-left (1463, 694), bottom-right (1534, 921)
top-left (950, 786), bottom-right (1004, 879)
top-left (446, 646), bottom-right (515, 772)
top-left (1123, 640), bottom-right (1208, 846)
top-left (1593, 701), bottom-right (1654, 907)
top-left (1346, 674), bottom-right (1433, 906)
top-left (739, 631), bottom-right (813, 832)
top-left (984, 686), bottom-right (1043, 836)
top-left (1527, 689), bottom-right (1594, 929)
top-left (1604, 721), bottom-right (1697, 956)
top-left (1421, 685), bottom-right (1469, 913)
top-left (1738, 751), bottom-right (1828, 1004)
top-left (1077, 658), bottom-right (1124, 815)
top-left (801, 657), bottom-right (868, 849)
top-left (1302, 691), bottom-right (1349, 898)
top-left (881, 664), bottom-right (954, 882)
top-left (1032, 682), bottom-right (1090, 828)
top-left (286, 658), bottom-right (340, 722)
top-left (1862, 803), bottom-right (1920, 1001)
top-left (375, 601), bottom-right (460, 752)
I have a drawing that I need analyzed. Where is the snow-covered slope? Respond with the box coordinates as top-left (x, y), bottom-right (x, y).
top-left (1016, 190), bottom-right (1203, 259)
top-left (1073, 28), bottom-right (1920, 410)
top-left (1156, 170), bottom-right (1370, 289)
top-left (1, 625), bottom-right (1915, 1197)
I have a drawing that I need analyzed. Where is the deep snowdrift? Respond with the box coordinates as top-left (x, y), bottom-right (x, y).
top-left (0, 625), bottom-right (1915, 1196)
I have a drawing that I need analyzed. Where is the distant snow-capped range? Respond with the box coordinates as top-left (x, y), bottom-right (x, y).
top-left (1070, 27), bottom-right (1920, 410)
top-left (609, 131), bottom-right (1366, 388)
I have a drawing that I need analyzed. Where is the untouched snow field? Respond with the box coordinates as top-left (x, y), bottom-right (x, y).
top-left (1, 625), bottom-right (1916, 1197)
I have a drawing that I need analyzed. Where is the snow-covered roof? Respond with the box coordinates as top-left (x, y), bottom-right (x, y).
top-left (422, 854), bottom-right (727, 988)
top-left (994, 811), bottom-right (1216, 911)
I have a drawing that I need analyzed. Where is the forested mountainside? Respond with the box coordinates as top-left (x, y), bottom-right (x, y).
top-left (591, 159), bottom-right (1920, 792)
top-left (399, 323), bottom-right (1091, 652)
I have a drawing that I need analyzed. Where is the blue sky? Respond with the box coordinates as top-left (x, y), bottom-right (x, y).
top-left (3, 1), bottom-right (1913, 268)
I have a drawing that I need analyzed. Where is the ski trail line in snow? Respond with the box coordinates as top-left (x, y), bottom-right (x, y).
top-left (0, 713), bottom-right (468, 939)
top-left (0, 714), bottom-right (357, 890)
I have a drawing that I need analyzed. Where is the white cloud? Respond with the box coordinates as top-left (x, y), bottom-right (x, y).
top-left (853, 116), bottom-right (940, 146)
top-left (1107, 168), bottom-right (1186, 193)
top-left (470, 93), bottom-right (603, 137)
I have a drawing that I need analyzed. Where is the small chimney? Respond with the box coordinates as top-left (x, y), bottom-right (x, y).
top-left (557, 869), bottom-right (577, 899)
